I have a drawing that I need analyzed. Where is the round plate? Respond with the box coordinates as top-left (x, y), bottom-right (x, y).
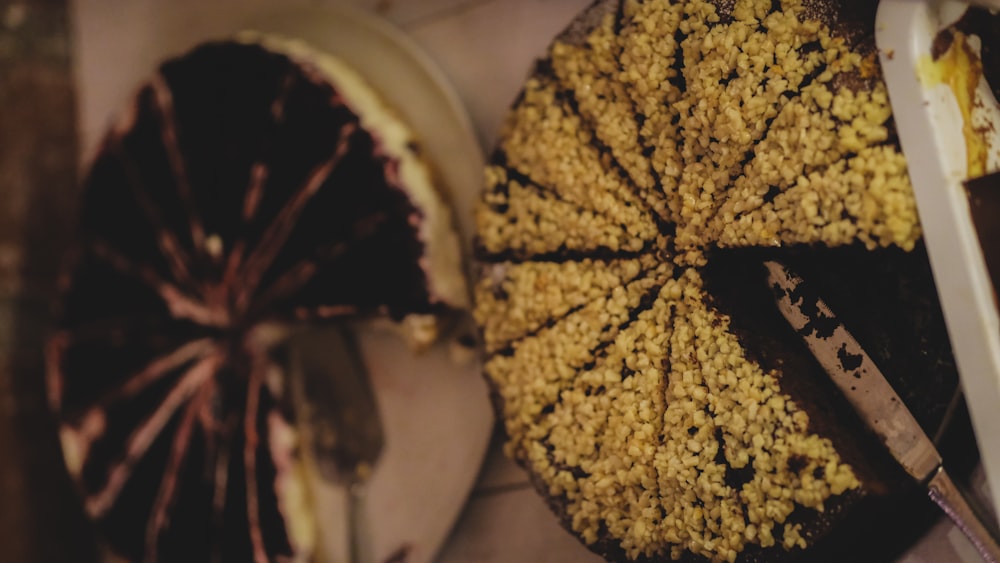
top-left (72, 3), bottom-right (492, 563)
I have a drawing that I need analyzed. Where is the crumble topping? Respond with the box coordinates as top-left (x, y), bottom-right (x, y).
top-left (497, 75), bottom-right (661, 246)
top-left (474, 255), bottom-right (658, 354)
top-left (477, 165), bottom-right (648, 257)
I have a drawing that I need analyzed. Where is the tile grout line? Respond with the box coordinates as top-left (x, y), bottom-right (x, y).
top-left (400, 0), bottom-right (500, 32)
top-left (470, 480), bottom-right (534, 498)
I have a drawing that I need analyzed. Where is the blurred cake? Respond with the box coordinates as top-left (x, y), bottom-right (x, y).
top-left (46, 34), bottom-right (467, 562)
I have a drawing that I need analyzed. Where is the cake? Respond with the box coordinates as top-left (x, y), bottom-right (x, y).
top-left (45, 34), bottom-right (468, 562)
top-left (474, 1), bottom-right (980, 562)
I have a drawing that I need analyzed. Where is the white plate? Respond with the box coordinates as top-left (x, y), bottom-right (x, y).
top-left (71, 3), bottom-right (493, 563)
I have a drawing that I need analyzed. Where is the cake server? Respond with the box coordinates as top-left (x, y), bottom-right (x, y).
top-left (765, 260), bottom-right (1000, 562)
top-left (286, 324), bottom-right (384, 563)
top-left (876, 0), bottom-right (1000, 519)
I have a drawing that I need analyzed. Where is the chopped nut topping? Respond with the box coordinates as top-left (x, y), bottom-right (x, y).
top-left (474, 256), bottom-right (658, 354)
top-left (477, 165), bottom-right (651, 257)
top-left (498, 75), bottom-right (660, 247)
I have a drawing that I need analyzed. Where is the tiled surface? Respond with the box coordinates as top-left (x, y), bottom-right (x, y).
top-left (3, 0), bottom-right (994, 561)
top-left (438, 484), bottom-right (605, 563)
top-left (402, 0), bottom-right (595, 149)
top-left (350, 0), bottom-right (484, 27)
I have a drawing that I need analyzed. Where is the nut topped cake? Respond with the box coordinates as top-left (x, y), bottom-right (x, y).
top-left (46, 34), bottom-right (468, 562)
top-left (474, 0), bottom-right (977, 561)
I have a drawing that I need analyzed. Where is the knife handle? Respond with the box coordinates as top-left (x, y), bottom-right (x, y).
top-left (927, 467), bottom-right (1000, 562)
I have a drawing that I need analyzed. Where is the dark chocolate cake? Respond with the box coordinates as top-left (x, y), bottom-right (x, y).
top-left (473, 1), bottom-right (980, 561)
top-left (46, 35), bottom-right (468, 562)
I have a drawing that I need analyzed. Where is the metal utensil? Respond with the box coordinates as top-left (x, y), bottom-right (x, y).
top-left (765, 260), bottom-right (1000, 562)
top-left (286, 324), bottom-right (384, 563)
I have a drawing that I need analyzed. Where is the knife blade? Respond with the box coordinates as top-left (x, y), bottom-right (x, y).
top-left (764, 260), bottom-right (1000, 562)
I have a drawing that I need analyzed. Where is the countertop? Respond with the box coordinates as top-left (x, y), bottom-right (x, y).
top-left (0, 0), bottom-right (994, 562)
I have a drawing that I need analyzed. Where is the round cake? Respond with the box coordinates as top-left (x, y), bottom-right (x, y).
top-left (473, 1), bottom-right (978, 562)
top-left (45, 34), bottom-right (468, 562)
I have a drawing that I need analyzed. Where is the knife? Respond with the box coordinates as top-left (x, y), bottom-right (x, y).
top-left (764, 260), bottom-right (1000, 562)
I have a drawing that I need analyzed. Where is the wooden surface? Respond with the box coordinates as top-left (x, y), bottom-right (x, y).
top-left (1, 0), bottom-right (994, 561)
